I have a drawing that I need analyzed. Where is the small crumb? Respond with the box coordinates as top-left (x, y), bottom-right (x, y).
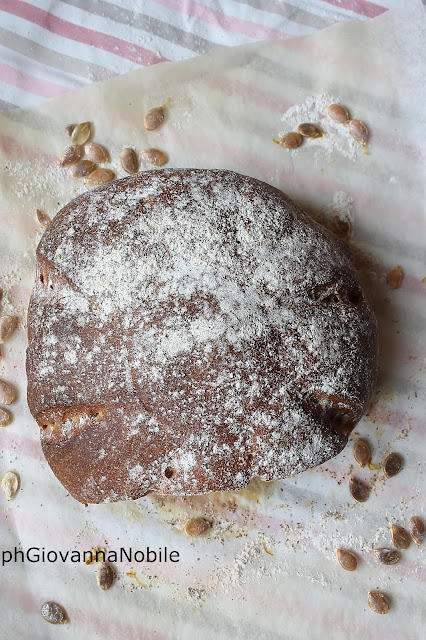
top-left (386, 265), bottom-right (403, 289)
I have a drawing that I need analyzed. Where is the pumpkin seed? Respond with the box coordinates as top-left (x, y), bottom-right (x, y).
top-left (71, 121), bottom-right (92, 145)
top-left (1, 471), bottom-right (19, 500)
top-left (390, 524), bottom-right (410, 550)
top-left (41, 601), bottom-right (67, 625)
top-left (297, 123), bottom-right (323, 138)
top-left (96, 561), bottom-right (114, 590)
top-left (84, 142), bottom-right (108, 163)
top-left (382, 451), bottom-right (403, 478)
top-left (349, 476), bottom-right (370, 502)
top-left (335, 548), bottom-right (357, 571)
top-left (0, 408), bottom-right (12, 427)
top-left (119, 147), bottom-right (138, 174)
top-left (374, 548), bottom-right (400, 565)
top-left (184, 517), bottom-right (211, 537)
top-left (72, 160), bottom-right (96, 178)
top-left (36, 209), bottom-right (51, 228)
top-left (58, 145), bottom-right (82, 167)
top-left (0, 379), bottom-right (16, 405)
top-left (386, 265), bottom-right (403, 289)
top-left (144, 106), bottom-right (165, 131)
top-left (353, 440), bottom-right (371, 468)
top-left (143, 98), bottom-right (171, 130)
top-left (0, 315), bottom-right (17, 343)
top-left (65, 124), bottom-right (76, 137)
top-left (84, 168), bottom-right (115, 186)
top-left (327, 104), bottom-right (350, 123)
top-left (367, 591), bottom-right (389, 614)
top-left (408, 516), bottom-right (425, 547)
top-left (275, 132), bottom-right (303, 149)
top-left (141, 148), bottom-right (168, 166)
top-left (348, 119), bottom-right (369, 145)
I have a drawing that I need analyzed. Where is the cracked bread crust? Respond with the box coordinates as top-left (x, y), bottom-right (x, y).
top-left (26, 169), bottom-right (378, 504)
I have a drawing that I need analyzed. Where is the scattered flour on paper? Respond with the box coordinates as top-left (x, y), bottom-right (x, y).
top-left (5, 159), bottom-right (85, 213)
top-left (321, 191), bottom-right (355, 225)
top-left (279, 93), bottom-right (361, 162)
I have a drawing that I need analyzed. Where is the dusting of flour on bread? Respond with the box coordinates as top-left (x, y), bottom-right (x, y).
top-left (26, 169), bottom-right (378, 504)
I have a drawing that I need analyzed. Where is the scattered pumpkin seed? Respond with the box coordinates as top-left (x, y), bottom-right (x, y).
top-left (143, 98), bottom-right (171, 130)
top-left (141, 148), bottom-right (168, 166)
top-left (353, 440), bottom-right (371, 468)
top-left (36, 209), bottom-right (51, 228)
top-left (71, 121), bottom-right (92, 146)
top-left (119, 147), bottom-right (138, 174)
top-left (0, 315), bottom-right (17, 343)
top-left (41, 601), bottom-right (67, 625)
top-left (184, 517), bottom-right (211, 537)
top-left (335, 548), bottom-right (357, 571)
top-left (331, 215), bottom-right (351, 242)
top-left (408, 516), bottom-right (425, 547)
top-left (349, 476), bottom-right (370, 502)
top-left (1, 471), bottom-right (19, 501)
top-left (0, 379), bottom-right (16, 405)
top-left (297, 123), bottom-right (323, 138)
top-left (96, 561), bottom-right (114, 590)
top-left (367, 591), bottom-right (389, 614)
top-left (382, 451), bottom-right (403, 478)
top-left (348, 119), bottom-right (369, 145)
top-left (0, 408), bottom-right (12, 427)
top-left (84, 168), bottom-right (115, 186)
top-left (327, 104), bottom-right (350, 123)
top-left (390, 524), bottom-right (410, 550)
top-left (72, 160), bottom-right (96, 178)
top-left (84, 142), bottom-right (108, 163)
top-left (58, 145), bottom-right (82, 167)
top-left (65, 124), bottom-right (76, 137)
top-left (386, 265), bottom-right (403, 289)
top-left (274, 132), bottom-right (303, 149)
top-left (374, 548), bottom-right (400, 565)
top-left (144, 107), bottom-right (165, 131)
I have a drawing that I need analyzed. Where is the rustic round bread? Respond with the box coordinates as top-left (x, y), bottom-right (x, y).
top-left (26, 169), bottom-right (378, 504)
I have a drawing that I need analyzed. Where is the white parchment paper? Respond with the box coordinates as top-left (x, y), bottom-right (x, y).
top-left (0, 1), bottom-right (425, 638)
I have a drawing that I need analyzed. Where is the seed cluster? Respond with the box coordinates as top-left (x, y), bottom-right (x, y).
top-left (59, 122), bottom-right (116, 186)
top-left (339, 438), bottom-right (422, 613)
top-left (58, 102), bottom-right (171, 187)
top-left (327, 103), bottom-right (369, 146)
top-left (274, 100), bottom-right (369, 153)
top-left (274, 124), bottom-right (322, 150)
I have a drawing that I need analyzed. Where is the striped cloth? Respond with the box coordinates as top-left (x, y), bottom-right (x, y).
top-left (0, 0), bottom-right (399, 111)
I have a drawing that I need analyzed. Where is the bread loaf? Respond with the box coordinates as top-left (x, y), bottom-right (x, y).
top-left (26, 169), bottom-right (378, 504)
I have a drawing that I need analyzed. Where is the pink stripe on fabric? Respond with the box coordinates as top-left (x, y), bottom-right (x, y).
top-left (0, 0), bottom-right (168, 66)
top-left (0, 61), bottom-right (69, 98)
top-left (321, 0), bottom-right (387, 19)
top-left (151, 0), bottom-right (290, 40)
